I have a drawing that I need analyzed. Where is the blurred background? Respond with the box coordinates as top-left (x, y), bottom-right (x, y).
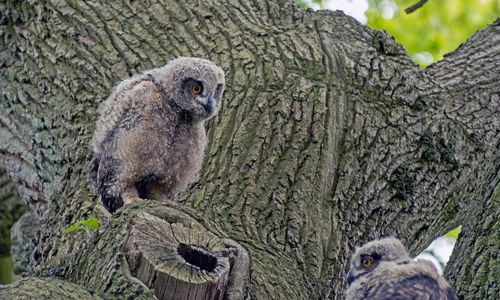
top-left (298, 0), bottom-right (499, 67)
top-left (298, 0), bottom-right (499, 272)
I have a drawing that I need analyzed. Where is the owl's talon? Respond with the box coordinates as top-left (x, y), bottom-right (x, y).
top-left (122, 186), bottom-right (142, 205)
top-left (123, 196), bottom-right (142, 205)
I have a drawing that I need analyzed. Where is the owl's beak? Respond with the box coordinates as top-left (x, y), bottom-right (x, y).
top-left (199, 95), bottom-right (214, 114)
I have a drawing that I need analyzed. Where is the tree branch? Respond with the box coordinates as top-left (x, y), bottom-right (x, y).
top-left (405, 0), bottom-right (429, 14)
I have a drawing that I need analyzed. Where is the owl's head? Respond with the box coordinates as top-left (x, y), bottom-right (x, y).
top-left (153, 57), bottom-right (225, 121)
top-left (346, 237), bottom-right (410, 286)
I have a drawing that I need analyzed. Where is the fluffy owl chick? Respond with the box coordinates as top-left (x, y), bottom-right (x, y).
top-left (88, 57), bottom-right (225, 213)
top-left (345, 237), bottom-right (457, 300)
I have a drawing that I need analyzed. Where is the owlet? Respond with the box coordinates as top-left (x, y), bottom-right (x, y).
top-left (346, 237), bottom-right (458, 299)
top-left (88, 57), bottom-right (224, 213)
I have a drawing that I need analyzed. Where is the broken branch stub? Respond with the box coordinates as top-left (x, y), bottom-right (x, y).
top-left (125, 212), bottom-right (235, 300)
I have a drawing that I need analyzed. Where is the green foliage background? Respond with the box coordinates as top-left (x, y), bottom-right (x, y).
top-left (300, 0), bottom-right (499, 67)
top-left (366, 0), bottom-right (499, 66)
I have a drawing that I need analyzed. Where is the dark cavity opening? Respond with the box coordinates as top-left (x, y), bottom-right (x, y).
top-left (177, 243), bottom-right (217, 272)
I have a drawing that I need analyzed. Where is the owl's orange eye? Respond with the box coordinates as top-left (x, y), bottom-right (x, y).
top-left (362, 257), bottom-right (372, 268)
top-left (192, 84), bottom-right (202, 94)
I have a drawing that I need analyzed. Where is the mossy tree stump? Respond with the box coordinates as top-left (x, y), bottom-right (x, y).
top-left (125, 212), bottom-right (234, 300)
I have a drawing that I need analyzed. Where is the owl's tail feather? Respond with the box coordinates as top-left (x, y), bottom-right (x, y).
top-left (88, 153), bottom-right (124, 214)
top-left (87, 154), bottom-right (100, 187)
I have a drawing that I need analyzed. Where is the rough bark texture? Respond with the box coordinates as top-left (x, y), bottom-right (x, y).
top-left (0, 158), bottom-right (26, 283)
top-left (0, 159), bottom-right (25, 254)
top-left (0, 277), bottom-right (105, 299)
top-left (9, 210), bottom-right (41, 274)
top-left (0, 0), bottom-right (498, 299)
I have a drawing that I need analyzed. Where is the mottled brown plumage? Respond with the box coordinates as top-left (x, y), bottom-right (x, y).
top-left (88, 57), bottom-right (224, 213)
top-left (345, 237), bottom-right (458, 300)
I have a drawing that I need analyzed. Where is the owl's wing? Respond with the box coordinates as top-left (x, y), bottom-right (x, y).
top-left (89, 78), bottom-right (163, 213)
top-left (91, 74), bottom-right (157, 153)
top-left (96, 152), bottom-right (123, 213)
top-left (369, 275), bottom-right (458, 300)
top-left (88, 125), bottom-right (123, 213)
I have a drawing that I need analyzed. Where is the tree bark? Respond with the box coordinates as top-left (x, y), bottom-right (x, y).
top-left (0, 158), bottom-right (26, 283)
top-left (0, 277), bottom-right (105, 299)
top-left (0, 0), bottom-right (498, 299)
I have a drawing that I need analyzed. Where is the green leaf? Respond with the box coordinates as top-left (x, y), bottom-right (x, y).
top-left (66, 225), bottom-right (83, 233)
top-left (444, 225), bottom-right (461, 240)
top-left (80, 218), bottom-right (99, 230)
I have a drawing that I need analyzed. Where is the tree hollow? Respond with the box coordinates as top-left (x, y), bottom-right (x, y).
top-left (177, 244), bottom-right (218, 273)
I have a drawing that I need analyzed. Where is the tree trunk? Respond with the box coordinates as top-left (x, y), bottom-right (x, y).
top-left (0, 0), bottom-right (498, 299)
top-left (0, 158), bottom-right (26, 283)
